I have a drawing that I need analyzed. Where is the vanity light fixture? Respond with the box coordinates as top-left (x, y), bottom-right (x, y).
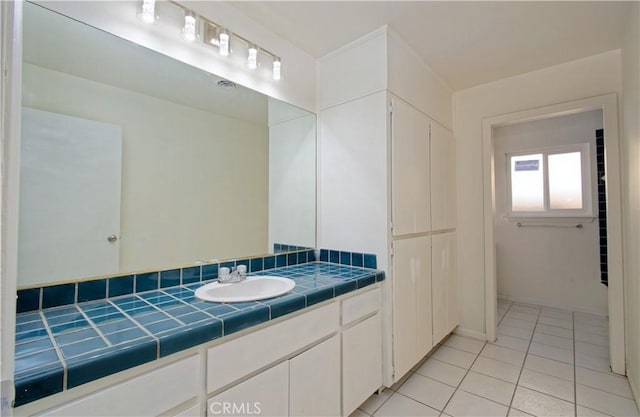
top-left (272, 57), bottom-right (281, 80)
top-left (218, 29), bottom-right (230, 56)
top-left (138, 0), bottom-right (157, 24)
top-left (247, 44), bottom-right (258, 69)
top-left (181, 10), bottom-right (197, 42)
top-left (204, 23), bottom-right (219, 46)
top-left (140, 2), bottom-right (283, 80)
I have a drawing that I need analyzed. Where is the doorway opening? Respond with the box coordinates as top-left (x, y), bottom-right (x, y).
top-left (482, 93), bottom-right (625, 375)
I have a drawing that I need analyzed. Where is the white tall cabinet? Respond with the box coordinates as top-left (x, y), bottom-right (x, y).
top-left (390, 98), bottom-right (458, 381)
top-left (319, 27), bottom-right (458, 386)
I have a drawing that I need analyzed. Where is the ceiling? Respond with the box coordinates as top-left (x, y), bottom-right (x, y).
top-left (227, 1), bottom-right (632, 91)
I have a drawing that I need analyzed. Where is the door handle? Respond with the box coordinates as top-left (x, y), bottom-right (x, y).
top-left (107, 234), bottom-right (118, 243)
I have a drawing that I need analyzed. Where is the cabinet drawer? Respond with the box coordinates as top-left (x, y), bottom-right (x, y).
top-left (341, 287), bottom-right (380, 326)
top-left (207, 302), bottom-right (339, 393)
top-left (39, 356), bottom-right (199, 417)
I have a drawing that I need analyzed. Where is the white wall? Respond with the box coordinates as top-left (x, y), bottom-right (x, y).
top-left (268, 101), bottom-right (316, 250)
top-left (494, 110), bottom-right (607, 313)
top-left (621, 1), bottom-right (640, 402)
top-left (454, 50), bottom-right (622, 335)
top-left (23, 63), bottom-right (268, 280)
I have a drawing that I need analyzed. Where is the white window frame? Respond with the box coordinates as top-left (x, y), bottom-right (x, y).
top-left (506, 143), bottom-right (594, 218)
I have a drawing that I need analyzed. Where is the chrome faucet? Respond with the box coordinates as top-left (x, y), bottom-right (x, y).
top-left (218, 265), bottom-right (247, 284)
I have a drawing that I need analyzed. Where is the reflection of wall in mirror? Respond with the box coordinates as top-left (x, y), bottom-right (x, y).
top-left (22, 63), bottom-right (269, 280)
top-left (268, 99), bottom-right (316, 251)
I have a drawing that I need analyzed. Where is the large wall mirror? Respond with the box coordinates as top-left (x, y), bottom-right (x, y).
top-left (18, 2), bottom-right (316, 288)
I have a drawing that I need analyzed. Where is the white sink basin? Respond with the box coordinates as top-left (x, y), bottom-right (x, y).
top-left (194, 276), bottom-right (296, 303)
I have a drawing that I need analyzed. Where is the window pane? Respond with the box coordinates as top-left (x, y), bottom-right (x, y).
top-left (511, 154), bottom-right (544, 211)
top-left (549, 151), bottom-right (583, 209)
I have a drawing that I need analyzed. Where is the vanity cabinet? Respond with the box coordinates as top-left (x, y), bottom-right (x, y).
top-left (21, 287), bottom-right (381, 417)
top-left (206, 290), bottom-right (380, 417)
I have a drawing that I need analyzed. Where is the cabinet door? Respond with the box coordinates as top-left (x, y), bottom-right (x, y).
top-left (208, 361), bottom-right (288, 417)
top-left (343, 314), bottom-right (382, 416)
top-left (432, 232), bottom-right (458, 344)
top-left (290, 335), bottom-right (340, 417)
top-left (430, 122), bottom-right (456, 231)
top-left (392, 236), bottom-right (432, 380)
top-left (391, 98), bottom-right (431, 235)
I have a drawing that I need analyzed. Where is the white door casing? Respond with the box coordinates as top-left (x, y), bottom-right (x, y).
top-left (482, 93), bottom-right (625, 374)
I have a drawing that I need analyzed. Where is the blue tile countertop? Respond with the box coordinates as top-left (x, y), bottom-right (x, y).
top-left (14, 262), bottom-right (385, 407)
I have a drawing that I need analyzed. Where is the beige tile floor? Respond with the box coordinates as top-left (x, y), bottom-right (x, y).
top-left (352, 300), bottom-right (640, 417)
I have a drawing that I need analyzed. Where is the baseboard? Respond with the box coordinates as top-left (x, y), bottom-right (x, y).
top-left (628, 370), bottom-right (640, 412)
top-left (454, 327), bottom-right (487, 341)
top-left (498, 294), bottom-right (608, 316)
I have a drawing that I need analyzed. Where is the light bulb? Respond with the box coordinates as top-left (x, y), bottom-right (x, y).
top-left (247, 44), bottom-right (258, 69)
top-left (182, 11), bottom-right (197, 42)
top-left (273, 57), bottom-right (281, 80)
top-left (140, 0), bottom-right (156, 24)
top-left (219, 30), bottom-right (230, 56)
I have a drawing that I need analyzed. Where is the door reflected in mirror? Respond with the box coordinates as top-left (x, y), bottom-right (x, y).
top-left (19, 2), bottom-right (316, 287)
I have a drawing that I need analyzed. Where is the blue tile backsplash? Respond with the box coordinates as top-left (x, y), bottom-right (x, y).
top-left (13, 249), bottom-right (382, 407)
top-left (17, 248), bottom-right (376, 313)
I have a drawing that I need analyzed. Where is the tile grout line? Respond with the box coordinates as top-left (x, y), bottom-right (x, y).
top-left (107, 300), bottom-right (160, 357)
top-left (74, 305), bottom-right (114, 347)
top-left (125, 293), bottom-right (189, 327)
top-left (38, 310), bottom-right (68, 390)
top-left (506, 302), bottom-right (540, 415)
top-left (361, 342), bottom-right (448, 416)
top-left (366, 303), bottom-right (631, 417)
top-left (158, 289), bottom-right (226, 322)
top-left (437, 339), bottom-right (489, 414)
top-left (495, 299), bottom-right (511, 328)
